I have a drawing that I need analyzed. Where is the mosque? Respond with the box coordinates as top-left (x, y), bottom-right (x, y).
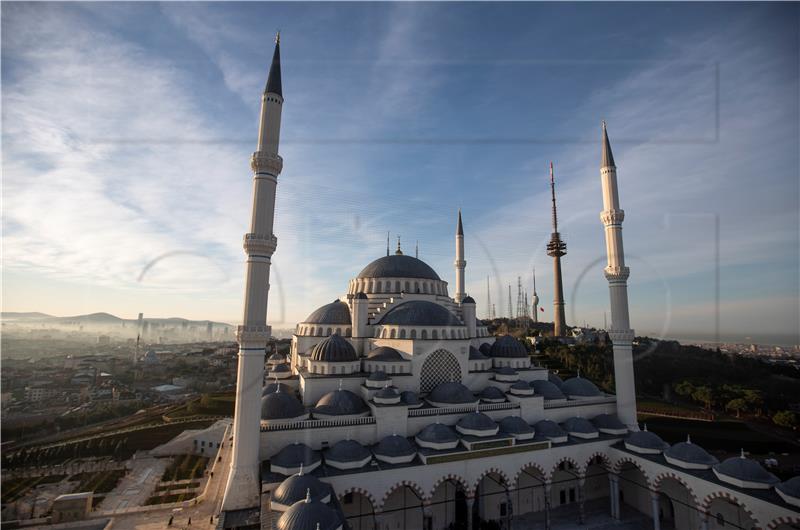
top-left (217, 35), bottom-right (800, 530)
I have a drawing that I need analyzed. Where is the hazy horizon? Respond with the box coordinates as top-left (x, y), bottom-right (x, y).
top-left (2, 3), bottom-right (798, 344)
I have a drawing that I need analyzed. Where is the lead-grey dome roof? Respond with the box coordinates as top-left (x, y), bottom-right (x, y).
top-left (591, 413), bottom-right (626, 431)
top-left (534, 420), bottom-right (567, 439)
top-left (479, 343), bottom-right (492, 355)
top-left (489, 335), bottom-right (528, 358)
top-left (563, 417), bottom-right (599, 435)
top-left (548, 372), bottom-right (564, 387)
top-left (326, 439), bottom-right (370, 463)
top-left (469, 346), bottom-right (488, 360)
top-left (310, 334), bottom-right (357, 362)
top-left (561, 376), bottom-right (602, 397)
top-left (499, 416), bottom-right (534, 436)
top-left (277, 496), bottom-right (339, 530)
top-left (272, 443), bottom-right (321, 469)
top-left (480, 386), bottom-right (506, 401)
top-left (304, 300), bottom-right (351, 325)
top-left (375, 386), bottom-right (400, 399)
top-left (494, 367), bottom-right (517, 376)
top-left (313, 390), bottom-right (368, 416)
top-left (428, 382), bottom-right (476, 404)
top-left (272, 471), bottom-right (329, 506)
top-left (664, 439), bottom-right (718, 466)
top-left (777, 477), bottom-right (800, 499)
top-left (379, 301), bottom-right (461, 326)
top-left (625, 430), bottom-right (669, 451)
top-left (416, 423), bottom-right (459, 444)
top-left (462, 295), bottom-right (476, 304)
top-left (714, 455), bottom-right (779, 485)
top-left (401, 391), bottom-right (420, 406)
top-left (263, 382), bottom-right (293, 396)
top-left (457, 411), bottom-right (497, 432)
top-left (367, 346), bottom-right (404, 361)
top-left (357, 254), bottom-right (441, 280)
top-left (374, 435), bottom-right (416, 457)
top-left (261, 390), bottom-right (306, 420)
top-left (367, 371), bottom-right (390, 381)
top-left (530, 380), bottom-right (566, 400)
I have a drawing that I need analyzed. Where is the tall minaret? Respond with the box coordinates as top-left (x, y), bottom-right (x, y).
top-left (222, 34), bottom-right (284, 511)
top-left (454, 209), bottom-right (466, 303)
top-left (546, 162), bottom-right (567, 337)
top-left (599, 122), bottom-right (637, 429)
top-left (531, 267), bottom-right (539, 323)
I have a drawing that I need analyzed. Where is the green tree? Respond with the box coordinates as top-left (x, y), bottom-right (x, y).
top-left (692, 386), bottom-right (714, 410)
top-left (773, 410), bottom-right (796, 430)
top-left (725, 398), bottom-right (747, 418)
top-left (742, 389), bottom-right (763, 416)
top-left (674, 380), bottom-right (695, 398)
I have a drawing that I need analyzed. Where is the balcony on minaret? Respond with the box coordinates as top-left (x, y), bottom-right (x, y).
top-left (546, 234), bottom-right (567, 257)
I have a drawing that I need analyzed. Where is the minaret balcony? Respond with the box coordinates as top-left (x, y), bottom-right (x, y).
top-left (601, 209), bottom-right (625, 225)
top-left (243, 233), bottom-right (277, 255)
top-left (250, 152), bottom-right (283, 175)
top-left (603, 266), bottom-right (630, 282)
top-left (237, 324), bottom-right (272, 343)
top-left (608, 329), bottom-right (635, 343)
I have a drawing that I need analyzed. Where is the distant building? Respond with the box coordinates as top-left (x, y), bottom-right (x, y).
top-left (51, 492), bottom-right (92, 523)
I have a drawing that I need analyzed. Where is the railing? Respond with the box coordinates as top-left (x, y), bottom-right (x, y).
top-left (261, 416), bottom-right (376, 432)
top-left (543, 397), bottom-right (617, 409)
top-left (408, 402), bottom-right (519, 417)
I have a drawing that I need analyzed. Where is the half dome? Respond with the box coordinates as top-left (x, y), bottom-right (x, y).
top-left (428, 382), bottom-right (477, 406)
top-left (367, 346), bottom-right (404, 361)
top-left (261, 390), bottom-right (307, 421)
top-left (489, 335), bottom-right (528, 358)
top-left (310, 334), bottom-right (357, 362)
top-left (304, 300), bottom-right (351, 325)
top-left (313, 390), bottom-right (369, 417)
top-left (379, 301), bottom-right (462, 326)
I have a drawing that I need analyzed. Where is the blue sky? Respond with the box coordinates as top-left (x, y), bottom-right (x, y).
top-left (2, 2), bottom-right (798, 343)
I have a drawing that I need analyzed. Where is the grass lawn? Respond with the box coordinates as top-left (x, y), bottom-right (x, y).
top-left (68, 469), bottom-right (127, 494)
top-left (162, 454), bottom-right (209, 482)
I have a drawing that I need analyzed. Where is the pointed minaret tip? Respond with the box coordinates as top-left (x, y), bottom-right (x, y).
top-left (265, 32), bottom-right (282, 97)
top-left (457, 209), bottom-right (464, 236)
top-left (601, 120), bottom-right (616, 168)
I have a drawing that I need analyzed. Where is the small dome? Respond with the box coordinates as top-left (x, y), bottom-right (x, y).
top-left (479, 343), bottom-right (492, 355)
top-left (561, 376), bottom-right (602, 397)
top-left (625, 428), bottom-right (669, 453)
top-left (499, 416), bottom-right (534, 436)
top-left (428, 382), bottom-right (477, 405)
top-left (530, 380), bottom-right (566, 400)
top-left (489, 335), bottom-right (528, 358)
top-left (277, 494), bottom-right (340, 530)
top-left (375, 386), bottom-right (400, 399)
top-left (314, 390), bottom-right (368, 416)
top-left (714, 453), bottom-right (779, 487)
top-left (272, 471), bottom-right (329, 507)
top-left (495, 367), bottom-right (517, 376)
top-left (664, 437), bottom-right (718, 468)
top-left (367, 371), bottom-right (390, 381)
top-left (462, 296), bottom-right (476, 304)
top-left (416, 423), bottom-right (459, 445)
top-left (304, 300), bottom-right (351, 325)
top-left (310, 334), bottom-right (357, 362)
top-left (357, 254), bottom-right (440, 280)
top-left (479, 386), bottom-right (506, 402)
top-left (401, 391), bottom-right (421, 407)
top-left (374, 435), bottom-right (416, 458)
top-left (379, 300), bottom-right (462, 326)
top-left (562, 417), bottom-right (599, 435)
top-left (367, 346), bottom-right (404, 361)
top-left (355, 292), bottom-right (368, 299)
top-left (469, 346), bottom-right (488, 360)
top-left (272, 443), bottom-right (321, 470)
top-left (456, 411), bottom-right (498, 433)
top-left (591, 414), bottom-right (627, 433)
top-left (263, 382), bottom-right (293, 396)
top-left (326, 439), bottom-right (370, 464)
top-left (777, 477), bottom-right (800, 506)
top-left (510, 381), bottom-right (534, 395)
top-left (270, 363), bottom-right (290, 373)
top-left (269, 352), bottom-right (286, 363)
top-left (261, 390), bottom-right (306, 420)
top-left (534, 420), bottom-right (567, 441)
top-left (548, 372), bottom-right (564, 387)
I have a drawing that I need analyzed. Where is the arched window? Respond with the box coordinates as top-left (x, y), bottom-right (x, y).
top-left (405, 281), bottom-right (410, 292)
top-left (391, 365), bottom-right (396, 374)
top-left (317, 328), bottom-right (323, 337)
top-left (414, 282), bottom-right (420, 293)
top-left (390, 329), bottom-right (396, 339)
top-left (382, 329), bottom-right (388, 338)
top-left (419, 349), bottom-right (462, 393)
top-left (432, 330), bottom-right (438, 340)
top-left (376, 281), bottom-right (382, 293)
top-left (423, 283), bottom-right (428, 293)
top-left (335, 328), bottom-right (341, 335)
top-left (422, 330), bottom-right (428, 339)
top-left (327, 327), bottom-right (332, 336)
top-left (450, 330), bottom-right (455, 339)
top-left (410, 329), bottom-right (417, 339)
top-left (395, 281), bottom-right (401, 292)
top-left (400, 329), bottom-right (406, 339)
top-left (345, 328), bottom-right (351, 337)
top-left (321, 366), bottom-right (326, 375)
top-left (375, 328), bottom-right (381, 338)
top-left (441, 329), bottom-right (446, 339)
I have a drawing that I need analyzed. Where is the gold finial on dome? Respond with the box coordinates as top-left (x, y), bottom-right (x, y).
top-left (395, 235), bottom-right (403, 255)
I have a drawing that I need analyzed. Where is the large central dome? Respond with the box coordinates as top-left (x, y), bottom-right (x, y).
top-left (357, 254), bottom-right (440, 280)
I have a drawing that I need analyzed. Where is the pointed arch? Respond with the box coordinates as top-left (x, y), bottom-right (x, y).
top-left (768, 515), bottom-right (800, 529)
top-left (338, 486), bottom-right (378, 512)
top-left (429, 474), bottom-right (471, 500)
top-left (652, 471), bottom-right (701, 510)
top-left (513, 461), bottom-right (548, 486)
top-left (612, 456), bottom-right (654, 489)
top-left (579, 451), bottom-right (612, 475)
top-left (472, 466), bottom-right (514, 496)
top-left (701, 491), bottom-right (760, 527)
top-left (379, 480), bottom-right (427, 509)
top-left (549, 456), bottom-right (582, 481)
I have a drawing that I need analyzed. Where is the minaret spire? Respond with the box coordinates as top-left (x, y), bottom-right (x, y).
top-left (546, 162), bottom-right (567, 337)
top-left (454, 209), bottom-right (466, 303)
top-left (386, 231), bottom-right (390, 256)
top-left (599, 122), bottom-right (637, 429)
top-left (223, 35), bottom-right (285, 511)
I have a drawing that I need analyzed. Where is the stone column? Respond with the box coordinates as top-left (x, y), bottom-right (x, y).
top-left (505, 490), bottom-right (513, 529)
top-left (466, 496), bottom-right (475, 530)
top-left (422, 500), bottom-right (433, 530)
top-left (699, 511), bottom-right (709, 530)
top-left (544, 481), bottom-right (553, 530)
top-left (650, 490), bottom-right (661, 530)
top-left (577, 476), bottom-right (586, 525)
